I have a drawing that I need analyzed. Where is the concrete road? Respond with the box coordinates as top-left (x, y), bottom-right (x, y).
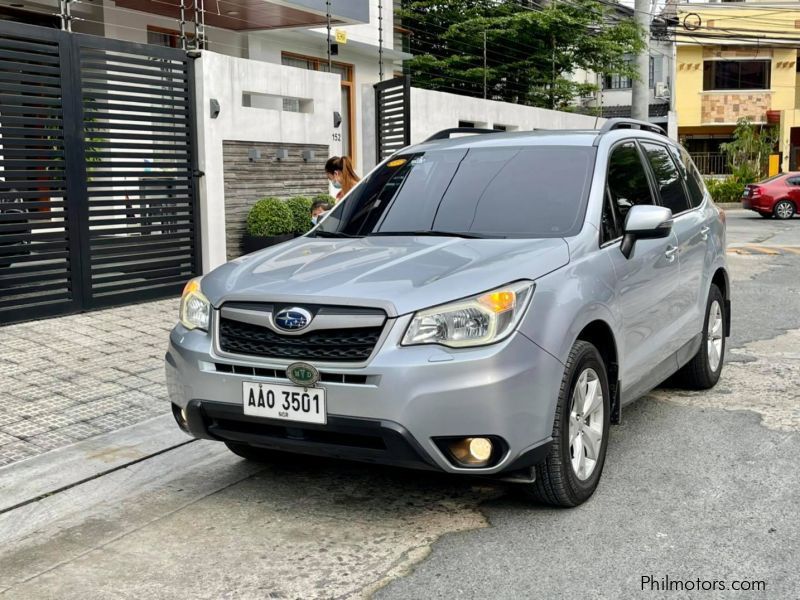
top-left (0, 210), bottom-right (797, 599)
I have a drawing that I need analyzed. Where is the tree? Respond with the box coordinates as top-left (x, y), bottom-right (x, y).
top-left (720, 118), bottom-right (779, 183)
top-left (399, 0), bottom-right (644, 109)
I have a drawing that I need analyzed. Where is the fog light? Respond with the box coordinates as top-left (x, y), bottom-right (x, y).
top-left (449, 437), bottom-right (494, 465)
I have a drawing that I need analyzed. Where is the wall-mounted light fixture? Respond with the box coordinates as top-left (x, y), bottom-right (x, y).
top-left (333, 111), bottom-right (342, 129)
top-left (210, 98), bottom-right (220, 119)
top-left (275, 148), bottom-right (289, 161)
top-left (248, 148), bottom-right (261, 162)
top-left (301, 150), bottom-right (315, 162)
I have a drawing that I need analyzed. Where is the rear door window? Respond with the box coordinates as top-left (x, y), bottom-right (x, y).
top-left (641, 142), bottom-right (690, 215)
top-left (675, 147), bottom-right (707, 208)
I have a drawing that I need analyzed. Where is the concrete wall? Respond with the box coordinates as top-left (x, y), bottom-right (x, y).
top-left (247, 29), bottom-right (386, 176)
top-left (195, 51), bottom-right (341, 271)
top-left (360, 86), bottom-right (606, 172)
top-left (408, 88), bottom-right (604, 144)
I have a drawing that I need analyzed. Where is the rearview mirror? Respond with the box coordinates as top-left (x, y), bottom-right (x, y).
top-left (620, 205), bottom-right (673, 259)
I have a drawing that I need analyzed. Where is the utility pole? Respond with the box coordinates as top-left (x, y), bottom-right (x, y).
top-left (632, 0), bottom-right (650, 122)
top-left (483, 31), bottom-right (487, 99)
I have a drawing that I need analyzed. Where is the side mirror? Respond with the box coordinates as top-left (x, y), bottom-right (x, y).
top-left (620, 205), bottom-right (673, 259)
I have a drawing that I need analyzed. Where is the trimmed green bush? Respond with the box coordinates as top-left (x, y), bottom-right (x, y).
top-left (705, 177), bottom-right (745, 204)
top-left (245, 197), bottom-right (294, 237)
top-left (285, 196), bottom-right (314, 234)
top-left (312, 193), bottom-right (334, 205)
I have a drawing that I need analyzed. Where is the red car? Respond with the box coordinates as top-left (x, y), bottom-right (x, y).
top-left (742, 174), bottom-right (799, 219)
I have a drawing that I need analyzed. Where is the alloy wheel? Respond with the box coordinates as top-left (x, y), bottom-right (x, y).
top-left (775, 201), bottom-right (794, 220)
top-left (568, 368), bottom-right (605, 481)
top-left (707, 300), bottom-right (724, 373)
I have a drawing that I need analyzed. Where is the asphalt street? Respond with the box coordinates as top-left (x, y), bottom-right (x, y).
top-left (0, 209), bottom-right (797, 599)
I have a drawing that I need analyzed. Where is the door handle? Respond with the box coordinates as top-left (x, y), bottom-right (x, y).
top-left (665, 245), bottom-right (678, 262)
top-left (700, 226), bottom-right (710, 241)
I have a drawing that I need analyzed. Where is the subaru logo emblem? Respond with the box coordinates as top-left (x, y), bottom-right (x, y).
top-left (274, 307), bottom-right (312, 331)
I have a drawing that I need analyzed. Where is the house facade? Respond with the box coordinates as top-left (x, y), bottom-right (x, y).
top-left (675, 1), bottom-right (800, 174)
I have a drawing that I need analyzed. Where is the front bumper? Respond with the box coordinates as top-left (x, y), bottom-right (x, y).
top-left (165, 320), bottom-right (564, 476)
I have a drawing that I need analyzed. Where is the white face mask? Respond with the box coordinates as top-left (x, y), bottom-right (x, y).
top-left (311, 215), bottom-right (318, 225)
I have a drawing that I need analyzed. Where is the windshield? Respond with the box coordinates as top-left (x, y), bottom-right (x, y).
top-left (313, 145), bottom-right (596, 239)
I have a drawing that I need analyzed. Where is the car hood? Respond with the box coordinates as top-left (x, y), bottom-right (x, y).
top-left (201, 236), bottom-right (570, 316)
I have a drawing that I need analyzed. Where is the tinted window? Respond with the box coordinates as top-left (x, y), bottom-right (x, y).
top-left (606, 142), bottom-right (654, 221)
top-left (676, 147), bottom-right (707, 208)
top-left (314, 146), bottom-right (596, 239)
top-left (642, 143), bottom-right (690, 214)
top-left (787, 177), bottom-right (800, 186)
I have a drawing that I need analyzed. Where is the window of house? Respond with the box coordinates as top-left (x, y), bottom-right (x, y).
top-left (606, 142), bottom-right (654, 223)
top-left (458, 120), bottom-right (475, 128)
top-left (604, 57), bottom-right (655, 90)
top-left (641, 143), bottom-right (690, 215)
top-left (703, 60), bottom-right (770, 91)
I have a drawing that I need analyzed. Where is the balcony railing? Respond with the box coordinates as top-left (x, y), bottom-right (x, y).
top-left (689, 152), bottom-right (731, 176)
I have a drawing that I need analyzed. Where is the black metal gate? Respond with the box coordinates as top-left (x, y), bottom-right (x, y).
top-left (374, 75), bottom-right (410, 163)
top-left (0, 21), bottom-right (199, 324)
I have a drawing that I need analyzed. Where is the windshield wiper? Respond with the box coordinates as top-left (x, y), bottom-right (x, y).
top-left (311, 231), bottom-right (364, 238)
top-left (368, 230), bottom-right (499, 239)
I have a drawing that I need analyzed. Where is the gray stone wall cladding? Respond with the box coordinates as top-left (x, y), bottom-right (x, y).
top-left (222, 141), bottom-right (331, 259)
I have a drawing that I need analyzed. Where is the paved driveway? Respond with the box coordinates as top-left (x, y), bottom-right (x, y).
top-left (0, 300), bottom-right (176, 465)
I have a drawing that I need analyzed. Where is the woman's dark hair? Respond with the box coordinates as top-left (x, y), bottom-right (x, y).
top-left (324, 155), bottom-right (360, 196)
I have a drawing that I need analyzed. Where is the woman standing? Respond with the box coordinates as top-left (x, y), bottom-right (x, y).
top-left (324, 156), bottom-right (360, 202)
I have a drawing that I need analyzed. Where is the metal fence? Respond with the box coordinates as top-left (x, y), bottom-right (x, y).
top-left (689, 152), bottom-right (731, 176)
top-left (0, 21), bottom-right (200, 324)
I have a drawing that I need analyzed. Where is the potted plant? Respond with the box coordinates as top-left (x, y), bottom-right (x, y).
top-left (285, 196), bottom-right (314, 236)
top-left (243, 197), bottom-right (294, 253)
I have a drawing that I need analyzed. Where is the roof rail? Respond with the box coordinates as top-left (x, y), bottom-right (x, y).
top-left (423, 127), bottom-right (497, 143)
top-left (598, 118), bottom-right (666, 137)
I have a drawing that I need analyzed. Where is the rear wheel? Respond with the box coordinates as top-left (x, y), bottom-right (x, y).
top-left (774, 200), bottom-right (795, 220)
top-left (674, 285), bottom-right (725, 390)
top-left (523, 340), bottom-right (611, 507)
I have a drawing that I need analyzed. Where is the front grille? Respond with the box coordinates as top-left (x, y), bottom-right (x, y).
top-left (218, 318), bottom-right (383, 362)
top-left (213, 363), bottom-right (369, 385)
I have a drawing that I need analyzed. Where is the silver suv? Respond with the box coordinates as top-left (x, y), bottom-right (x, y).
top-left (166, 119), bottom-right (729, 507)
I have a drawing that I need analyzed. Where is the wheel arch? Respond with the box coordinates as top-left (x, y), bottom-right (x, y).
top-left (710, 267), bottom-right (731, 336)
top-left (576, 320), bottom-right (620, 424)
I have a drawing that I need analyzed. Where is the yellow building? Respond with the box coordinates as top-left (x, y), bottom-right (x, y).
top-left (675, 2), bottom-right (800, 174)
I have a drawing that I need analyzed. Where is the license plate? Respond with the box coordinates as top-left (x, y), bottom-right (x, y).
top-left (242, 381), bottom-right (326, 424)
top-left (743, 189), bottom-right (751, 197)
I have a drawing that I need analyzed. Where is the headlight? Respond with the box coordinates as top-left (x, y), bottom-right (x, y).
top-left (401, 281), bottom-right (534, 348)
top-left (179, 277), bottom-right (210, 331)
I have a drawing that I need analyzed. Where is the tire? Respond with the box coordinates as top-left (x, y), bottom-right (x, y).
top-left (674, 285), bottom-right (726, 390)
top-left (774, 200), bottom-right (795, 220)
top-left (523, 340), bottom-right (611, 507)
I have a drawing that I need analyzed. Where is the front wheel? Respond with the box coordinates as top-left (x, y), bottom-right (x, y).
top-left (774, 200), bottom-right (796, 220)
top-left (523, 340), bottom-right (611, 507)
top-left (674, 285), bottom-right (726, 390)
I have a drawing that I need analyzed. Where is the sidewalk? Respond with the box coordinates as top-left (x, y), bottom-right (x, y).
top-left (0, 299), bottom-right (177, 467)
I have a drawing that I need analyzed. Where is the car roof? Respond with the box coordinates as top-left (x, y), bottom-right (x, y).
top-left (404, 128), bottom-right (672, 154)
